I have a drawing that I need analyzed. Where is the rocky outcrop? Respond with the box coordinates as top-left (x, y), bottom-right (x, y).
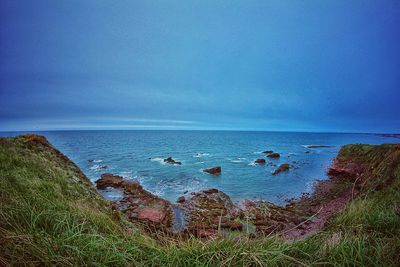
top-left (95, 173), bottom-right (173, 226)
top-left (203, 166), bottom-right (221, 175)
top-left (164, 157), bottom-right (182, 165)
top-left (95, 173), bottom-right (124, 189)
top-left (267, 152), bottom-right (280, 158)
top-left (272, 164), bottom-right (290, 175)
top-left (241, 200), bottom-right (303, 234)
top-left (254, 159), bottom-right (266, 164)
top-left (183, 189), bottom-right (242, 236)
top-left (122, 181), bottom-right (173, 226)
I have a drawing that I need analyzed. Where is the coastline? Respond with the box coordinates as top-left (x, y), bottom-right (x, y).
top-left (1, 134), bottom-right (399, 266)
top-left (6, 134), bottom-right (398, 240)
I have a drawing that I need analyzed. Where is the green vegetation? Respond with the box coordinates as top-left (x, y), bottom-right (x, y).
top-left (1, 135), bottom-right (399, 266)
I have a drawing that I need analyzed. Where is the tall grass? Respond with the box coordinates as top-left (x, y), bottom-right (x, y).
top-left (0, 137), bottom-right (399, 266)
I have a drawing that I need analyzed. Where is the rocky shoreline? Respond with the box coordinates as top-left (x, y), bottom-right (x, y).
top-left (95, 142), bottom-right (400, 239)
top-left (17, 134), bottom-right (400, 240)
top-left (94, 143), bottom-right (380, 239)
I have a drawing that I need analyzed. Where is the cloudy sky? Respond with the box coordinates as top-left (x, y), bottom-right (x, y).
top-left (1, 0), bottom-right (399, 132)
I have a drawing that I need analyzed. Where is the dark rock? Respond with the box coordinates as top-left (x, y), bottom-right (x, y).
top-left (177, 196), bottom-right (186, 203)
top-left (203, 166), bottom-right (221, 175)
top-left (255, 158), bottom-right (266, 164)
top-left (164, 157), bottom-right (182, 165)
top-left (262, 150), bottom-right (273, 154)
top-left (272, 164), bottom-right (290, 175)
top-left (95, 173), bottom-right (124, 189)
top-left (267, 153), bottom-right (280, 158)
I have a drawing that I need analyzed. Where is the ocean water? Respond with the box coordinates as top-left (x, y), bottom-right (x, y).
top-left (1, 130), bottom-right (398, 204)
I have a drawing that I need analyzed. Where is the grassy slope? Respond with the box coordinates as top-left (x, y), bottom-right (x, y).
top-left (0, 136), bottom-right (399, 266)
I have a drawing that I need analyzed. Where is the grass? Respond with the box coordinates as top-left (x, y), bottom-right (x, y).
top-left (0, 135), bottom-right (399, 266)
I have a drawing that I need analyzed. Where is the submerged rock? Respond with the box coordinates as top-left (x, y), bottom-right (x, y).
top-left (273, 164), bottom-right (290, 175)
top-left (262, 150), bottom-right (273, 154)
top-left (267, 152), bottom-right (280, 158)
top-left (164, 157), bottom-right (182, 165)
top-left (203, 166), bottom-right (221, 175)
top-left (255, 159), bottom-right (266, 164)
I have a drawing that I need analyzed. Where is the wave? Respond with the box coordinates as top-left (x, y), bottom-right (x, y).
top-left (149, 157), bottom-right (167, 165)
top-left (151, 176), bottom-right (205, 197)
top-left (228, 157), bottom-right (247, 163)
top-left (302, 145), bottom-right (334, 148)
top-left (89, 164), bottom-right (108, 171)
top-left (193, 152), bottom-right (210, 158)
top-left (88, 159), bottom-right (103, 163)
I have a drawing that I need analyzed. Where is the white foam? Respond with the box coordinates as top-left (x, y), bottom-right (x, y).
top-left (89, 164), bottom-right (108, 171)
top-left (150, 157), bottom-right (167, 165)
top-left (151, 177), bottom-right (206, 198)
top-left (193, 152), bottom-right (210, 158)
top-left (228, 157), bottom-right (247, 163)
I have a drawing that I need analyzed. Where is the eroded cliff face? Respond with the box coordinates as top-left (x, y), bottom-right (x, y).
top-left (5, 135), bottom-right (399, 239)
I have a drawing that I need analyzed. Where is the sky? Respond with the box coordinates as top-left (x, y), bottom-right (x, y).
top-left (0, 0), bottom-right (399, 133)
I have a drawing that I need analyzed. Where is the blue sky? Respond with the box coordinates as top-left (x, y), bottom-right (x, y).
top-left (1, 0), bottom-right (399, 132)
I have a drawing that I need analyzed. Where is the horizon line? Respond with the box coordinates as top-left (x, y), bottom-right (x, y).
top-left (0, 128), bottom-right (397, 136)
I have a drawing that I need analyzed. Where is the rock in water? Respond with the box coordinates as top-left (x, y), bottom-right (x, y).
top-left (164, 157), bottom-right (182, 165)
top-left (262, 150), bottom-right (273, 154)
top-left (267, 153), bottom-right (280, 158)
top-left (272, 164), bottom-right (290, 175)
top-left (255, 159), bottom-right (266, 164)
top-left (177, 196), bottom-right (186, 203)
top-left (95, 173), bottom-right (124, 189)
top-left (203, 166), bottom-right (221, 175)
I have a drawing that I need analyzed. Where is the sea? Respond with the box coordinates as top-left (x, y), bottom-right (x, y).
top-left (1, 130), bottom-right (398, 205)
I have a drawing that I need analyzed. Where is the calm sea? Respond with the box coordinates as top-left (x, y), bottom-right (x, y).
top-left (1, 130), bottom-right (398, 204)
